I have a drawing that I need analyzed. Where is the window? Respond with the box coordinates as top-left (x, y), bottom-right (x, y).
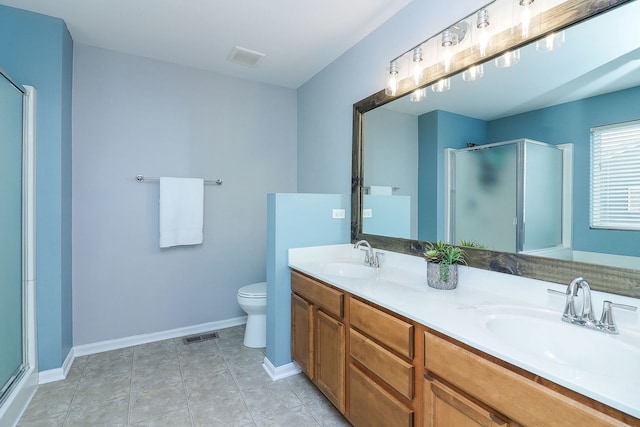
top-left (590, 120), bottom-right (640, 230)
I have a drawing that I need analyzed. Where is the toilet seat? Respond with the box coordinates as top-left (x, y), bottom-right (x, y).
top-left (238, 282), bottom-right (266, 298)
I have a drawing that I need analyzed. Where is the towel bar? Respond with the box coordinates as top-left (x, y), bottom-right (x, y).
top-left (136, 175), bottom-right (223, 185)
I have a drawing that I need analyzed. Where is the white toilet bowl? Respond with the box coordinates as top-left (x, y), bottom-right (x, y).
top-left (237, 282), bottom-right (267, 348)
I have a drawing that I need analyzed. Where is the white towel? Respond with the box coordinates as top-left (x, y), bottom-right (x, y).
top-left (369, 185), bottom-right (393, 196)
top-left (159, 177), bottom-right (204, 248)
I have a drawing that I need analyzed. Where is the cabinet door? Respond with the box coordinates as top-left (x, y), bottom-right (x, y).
top-left (423, 375), bottom-right (509, 427)
top-left (291, 293), bottom-right (314, 378)
top-left (315, 310), bottom-right (346, 413)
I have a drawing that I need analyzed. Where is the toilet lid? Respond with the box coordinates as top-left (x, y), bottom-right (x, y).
top-left (238, 282), bottom-right (267, 298)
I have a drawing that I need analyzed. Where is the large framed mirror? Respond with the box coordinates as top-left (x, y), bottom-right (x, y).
top-left (352, 0), bottom-right (640, 298)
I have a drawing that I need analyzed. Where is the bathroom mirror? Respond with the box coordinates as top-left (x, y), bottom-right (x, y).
top-left (352, 0), bottom-right (640, 298)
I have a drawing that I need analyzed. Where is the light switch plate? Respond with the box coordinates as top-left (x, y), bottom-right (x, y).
top-left (363, 209), bottom-right (372, 218)
top-left (332, 209), bottom-right (346, 219)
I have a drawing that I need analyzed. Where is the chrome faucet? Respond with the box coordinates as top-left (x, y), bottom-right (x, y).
top-left (353, 240), bottom-right (383, 268)
top-left (549, 277), bottom-right (637, 334)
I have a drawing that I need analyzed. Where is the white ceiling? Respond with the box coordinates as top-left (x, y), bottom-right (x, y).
top-left (0, 0), bottom-right (413, 89)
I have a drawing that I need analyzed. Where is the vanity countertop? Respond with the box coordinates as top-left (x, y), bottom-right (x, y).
top-left (288, 244), bottom-right (640, 419)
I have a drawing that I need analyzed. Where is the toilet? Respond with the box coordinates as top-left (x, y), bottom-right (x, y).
top-left (237, 282), bottom-right (267, 348)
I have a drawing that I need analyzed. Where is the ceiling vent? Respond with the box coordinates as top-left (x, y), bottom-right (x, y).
top-left (227, 46), bottom-right (266, 68)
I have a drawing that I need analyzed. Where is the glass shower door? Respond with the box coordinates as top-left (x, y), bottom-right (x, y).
top-left (452, 143), bottom-right (518, 252)
top-left (0, 72), bottom-right (25, 401)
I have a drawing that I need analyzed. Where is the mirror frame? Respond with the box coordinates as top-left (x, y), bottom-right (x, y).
top-left (352, 0), bottom-right (640, 298)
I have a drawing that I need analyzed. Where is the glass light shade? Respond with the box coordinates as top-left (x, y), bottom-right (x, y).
top-left (440, 30), bottom-right (457, 73)
top-left (476, 9), bottom-right (491, 57)
top-left (495, 49), bottom-right (520, 68)
top-left (409, 88), bottom-right (426, 102)
top-left (412, 47), bottom-right (424, 85)
top-left (431, 78), bottom-right (451, 93)
top-left (536, 31), bottom-right (565, 52)
top-left (517, 0), bottom-right (538, 39)
top-left (462, 64), bottom-right (484, 81)
top-left (385, 61), bottom-right (399, 96)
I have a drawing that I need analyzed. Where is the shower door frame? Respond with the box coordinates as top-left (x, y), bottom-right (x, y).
top-left (0, 72), bottom-right (38, 425)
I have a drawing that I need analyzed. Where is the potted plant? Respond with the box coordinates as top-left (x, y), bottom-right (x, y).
top-left (424, 241), bottom-right (466, 290)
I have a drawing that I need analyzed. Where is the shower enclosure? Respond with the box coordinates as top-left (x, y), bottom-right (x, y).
top-left (0, 69), bottom-right (25, 403)
top-left (446, 139), bottom-right (566, 253)
top-left (0, 69), bottom-right (36, 424)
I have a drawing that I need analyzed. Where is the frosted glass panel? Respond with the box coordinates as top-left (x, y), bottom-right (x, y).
top-left (0, 75), bottom-right (24, 398)
top-left (453, 144), bottom-right (517, 252)
top-left (523, 142), bottom-right (563, 251)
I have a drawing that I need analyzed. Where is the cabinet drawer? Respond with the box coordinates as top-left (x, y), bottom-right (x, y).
top-left (350, 329), bottom-right (414, 400)
top-left (350, 298), bottom-right (414, 359)
top-left (349, 364), bottom-right (414, 427)
top-left (425, 332), bottom-right (623, 427)
top-left (291, 270), bottom-right (343, 318)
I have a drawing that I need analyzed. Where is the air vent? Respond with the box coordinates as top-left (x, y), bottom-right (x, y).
top-left (182, 331), bottom-right (219, 345)
top-left (227, 46), bottom-right (266, 68)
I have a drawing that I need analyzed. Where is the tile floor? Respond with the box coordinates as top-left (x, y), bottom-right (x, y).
top-left (17, 325), bottom-right (350, 426)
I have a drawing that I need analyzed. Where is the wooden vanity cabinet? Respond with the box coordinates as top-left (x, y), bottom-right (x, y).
top-left (291, 269), bottom-right (637, 426)
top-left (348, 297), bottom-right (418, 427)
top-left (423, 331), bottom-right (632, 427)
top-left (291, 270), bottom-right (345, 413)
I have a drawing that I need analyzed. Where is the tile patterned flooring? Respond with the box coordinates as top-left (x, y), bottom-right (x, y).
top-left (17, 325), bottom-right (350, 426)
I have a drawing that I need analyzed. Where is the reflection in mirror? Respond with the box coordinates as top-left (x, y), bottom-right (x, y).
top-left (360, 0), bottom-right (640, 271)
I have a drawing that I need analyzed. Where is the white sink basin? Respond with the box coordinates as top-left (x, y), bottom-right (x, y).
top-left (320, 261), bottom-right (377, 279)
top-left (480, 306), bottom-right (640, 381)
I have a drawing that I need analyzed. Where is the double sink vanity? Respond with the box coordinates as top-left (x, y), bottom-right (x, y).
top-left (288, 244), bottom-right (640, 426)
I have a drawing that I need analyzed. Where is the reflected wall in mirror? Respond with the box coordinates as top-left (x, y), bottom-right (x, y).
top-left (353, 0), bottom-right (640, 297)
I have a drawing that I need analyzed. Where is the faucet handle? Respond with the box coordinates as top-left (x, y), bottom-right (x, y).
top-left (358, 248), bottom-right (371, 264)
top-left (599, 301), bottom-right (638, 334)
top-left (374, 252), bottom-right (384, 268)
top-left (547, 289), bottom-right (566, 297)
top-left (547, 288), bottom-right (578, 320)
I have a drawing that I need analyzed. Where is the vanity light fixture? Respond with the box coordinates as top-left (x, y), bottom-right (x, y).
top-left (476, 9), bottom-right (491, 57)
top-left (519, 0), bottom-right (535, 39)
top-left (412, 47), bottom-right (424, 85)
top-left (462, 64), bottom-right (484, 81)
top-left (536, 31), bottom-right (565, 52)
top-left (385, 60), bottom-right (399, 96)
top-left (409, 88), bottom-right (427, 102)
top-left (431, 78), bottom-right (451, 93)
top-left (495, 49), bottom-right (520, 68)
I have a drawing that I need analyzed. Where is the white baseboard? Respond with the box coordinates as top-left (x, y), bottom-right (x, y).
top-left (38, 347), bottom-right (75, 384)
top-left (262, 356), bottom-right (301, 381)
top-left (38, 316), bottom-right (247, 385)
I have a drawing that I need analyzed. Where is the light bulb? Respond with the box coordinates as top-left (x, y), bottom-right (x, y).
top-left (520, 0), bottom-right (534, 39)
top-left (412, 47), bottom-right (423, 85)
top-left (385, 60), bottom-right (399, 96)
top-left (476, 9), bottom-right (490, 57)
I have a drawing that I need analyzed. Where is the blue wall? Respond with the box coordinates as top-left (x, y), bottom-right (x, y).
top-left (487, 86), bottom-right (640, 256)
top-left (418, 110), bottom-right (487, 240)
top-left (0, 5), bottom-right (73, 370)
top-left (266, 193), bottom-right (348, 367)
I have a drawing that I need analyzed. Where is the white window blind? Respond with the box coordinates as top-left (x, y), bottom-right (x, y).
top-left (590, 119), bottom-right (640, 230)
